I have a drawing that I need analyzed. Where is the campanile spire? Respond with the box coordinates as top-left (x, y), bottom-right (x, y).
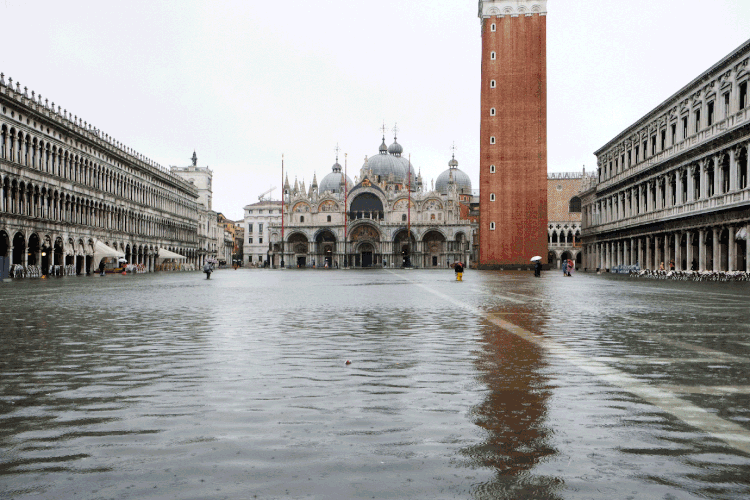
top-left (478, 0), bottom-right (548, 268)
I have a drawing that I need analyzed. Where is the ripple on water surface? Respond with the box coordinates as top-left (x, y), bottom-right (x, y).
top-left (1, 270), bottom-right (749, 499)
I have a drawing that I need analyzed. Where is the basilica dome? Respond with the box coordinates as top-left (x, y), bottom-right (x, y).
top-left (436, 155), bottom-right (472, 194)
top-left (319, 160), bottom-right (353, 194)
top-left (362, 137), bottom-right (416, 185)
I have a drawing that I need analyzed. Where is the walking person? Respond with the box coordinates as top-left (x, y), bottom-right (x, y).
top-left (562, 258), bottom-right (568, 277)
top-left (534, 260), bottom-right (541, 277)
top-left (203, 262), bottom-right (212, 280)
top-left (98, 259), bottom-right (106, 277)
top-left (567, 259), bottom-right (574, 277)
top-left (454, 261), bottom-right (464, 282)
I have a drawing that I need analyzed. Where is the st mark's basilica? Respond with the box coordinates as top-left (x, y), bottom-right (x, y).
top-left (267, 132), bottom-right (476, 269)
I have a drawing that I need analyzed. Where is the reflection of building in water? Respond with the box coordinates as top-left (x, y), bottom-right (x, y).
top-left (268, 132), bottom-right (476, 268)
top-left (581, 39), bottom-right (750, 272)
top-left (462, 304), bottom-right (556, 494)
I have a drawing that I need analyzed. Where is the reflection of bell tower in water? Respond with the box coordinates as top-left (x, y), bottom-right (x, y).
top-left (478, 0), bottom-right (548, 268)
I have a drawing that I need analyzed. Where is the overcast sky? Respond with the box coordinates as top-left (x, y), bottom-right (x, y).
top-left (2, 0), bottom-right (750, 220)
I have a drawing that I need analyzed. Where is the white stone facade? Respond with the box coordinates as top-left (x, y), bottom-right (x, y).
top-left (243, 200), bottom-right (282, 266)
top-left (581, 40), bottom-right (750, 272)
top-left (478, 0), bottom-right (547, 19)
top-left (0, 73), bottom-right (203, 275)
top-left (171, 157), bottom-right (220, 265)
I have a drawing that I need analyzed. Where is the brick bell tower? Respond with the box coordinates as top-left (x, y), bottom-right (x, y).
top-left (478, 0), bottom-right (548, 269)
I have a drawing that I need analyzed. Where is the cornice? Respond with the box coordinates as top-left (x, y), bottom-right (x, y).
top-left (478, 0), bottom-right (547, 19)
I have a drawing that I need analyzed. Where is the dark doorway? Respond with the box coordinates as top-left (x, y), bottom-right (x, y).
top-left (297, 256), bottom-right (306, 268)
top-left (432, 256), bottom-right (438, 266)
top-left (362, 252), bottom-right (373, 268)
top-left (28, 234), bottom-right (40, 266)
top-left (12, 232), bottom-right (25, 265)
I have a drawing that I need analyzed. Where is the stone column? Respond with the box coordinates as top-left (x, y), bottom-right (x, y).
top-left (655, 180), bottom-right (662, 210)
top-left (746, 223), bottom-right (750, 272)
top-left (687, 166), bottom-right (695, 202)
top-left (728, 226), bottom-right (737, 271)
top-left (730, 148), bottom-right (739, 192)
top-left (637, 237), bottom-right (642, 268)
top-left (674, 232), bottom-right (682, 271)
top-left (713, 156), bottom-right (721, 197)
top-left (699, 229), bottom-right (706, 271)
top-left (711, 227), bottom-right (719, 271)
top-left (699, 159), bottom-right (708, 199)
top-left (646, 236), bottom-right (652, 270)
top-left (686, 231), bottom-right (693, 271)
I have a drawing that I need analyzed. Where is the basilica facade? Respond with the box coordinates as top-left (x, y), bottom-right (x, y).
top-left (267, 135), bottom-right (475, 269)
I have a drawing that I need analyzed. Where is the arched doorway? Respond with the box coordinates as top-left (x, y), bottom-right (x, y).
top-left (0, 231), bottom-right (9, 259)
top-left (561, 250), bottom-right (572, 270)
top-left (422, 230), bottom-right (446, 267)
top-left (54, 237), bottom-right (63, 268)
top-left (0, 231), bottom-right (9, 278)
top-left (393, 229), bottom-right (416, 267)
top-left (288, 233), bottom-right (309, 268)
top-left (349, 224), bottom-right (380, 267)
top-left (28, 233), bottom-right (40, 266)
top-left (547, 251), bottom-right (557, 269)
top-left (12, 232), bottom-right (25, 265)
top-left (358, 242), bottom-right (374, 268)
top-left (315, 230), bottom-right (336, 268)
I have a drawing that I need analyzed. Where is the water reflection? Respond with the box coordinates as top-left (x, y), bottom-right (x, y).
top-left (0, 278), bottom-right (212, 496)
top-left (463, 302), bottom-right (561, 499)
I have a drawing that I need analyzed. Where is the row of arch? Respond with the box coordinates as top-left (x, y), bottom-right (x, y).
top-left (0, 122), bottom-right (196, 218)
top-left (272, 224), bottom-right (470, 268)
top-left (588, 143), bottom-right (749, 227)
top-left (584, 224), bottom-right (749, 272)
top-left (1, 173), bottom-right (196, 242)
top-left (548, 228), bottom-right (581, 245)
top-left (0, 229), bottom-right (201, 273)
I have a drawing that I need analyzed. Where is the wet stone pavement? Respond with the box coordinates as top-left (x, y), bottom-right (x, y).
top-left (1, 269), bottom-right (749, 500)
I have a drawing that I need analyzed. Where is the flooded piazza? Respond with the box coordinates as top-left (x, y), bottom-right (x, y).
top-left (1, 269), bottom-right (750, 500)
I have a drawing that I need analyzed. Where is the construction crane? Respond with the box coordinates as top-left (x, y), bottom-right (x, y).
top-left (258, 186), bottom-right (277, 201)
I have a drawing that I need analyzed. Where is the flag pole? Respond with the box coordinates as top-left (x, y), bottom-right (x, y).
top-left (407, 153), bottom-right (411, 267)
top-left (344, 153), bottom-right (348, 269)
top-left (281, 154), bottom-right (285, 269)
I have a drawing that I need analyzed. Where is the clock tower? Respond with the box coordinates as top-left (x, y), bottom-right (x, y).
top-left (478, 0), bottom-right (548, 268)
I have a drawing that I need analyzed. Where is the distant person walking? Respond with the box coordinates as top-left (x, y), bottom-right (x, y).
top-left (534, 260), bottom-right (541, 277)
top-left (203, 263), bottom-right (212, 279)
top-left (562, 258), bottom-right (568, 277)
top-left (98, 259), bottom-right (106, 276)
top-left (567, 259), bottom-right (574, 277)
top-left (454, 262), bottom-right (464, 282)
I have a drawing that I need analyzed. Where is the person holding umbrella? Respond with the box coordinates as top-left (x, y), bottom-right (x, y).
top-left (531, 256), bottom-right (542, 277)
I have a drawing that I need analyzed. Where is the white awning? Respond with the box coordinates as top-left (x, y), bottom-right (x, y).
top-left (157, 248), bottom-right (187, 260)
top-left (736, 227), bottom-right (747, 241)
top-left (94, 240), bottom-right (125, 267)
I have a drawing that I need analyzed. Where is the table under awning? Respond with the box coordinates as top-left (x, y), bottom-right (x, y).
top-left (157, 248), bottom-right (187, 260)
top-left (94, 240), bottom-right (125, 267)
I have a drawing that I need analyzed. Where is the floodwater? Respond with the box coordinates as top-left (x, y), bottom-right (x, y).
top-left (1, 269), bottom-right (749, 500)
